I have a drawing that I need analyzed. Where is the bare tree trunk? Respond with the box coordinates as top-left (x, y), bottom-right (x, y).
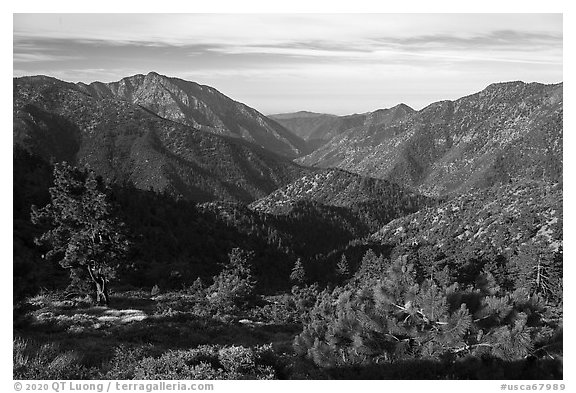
top-left (536, 257), bottom-right (542, 294)
top-left (88, 266), bottom-right (110, 306)
top-left (95, 277), bottom-right (109, 306)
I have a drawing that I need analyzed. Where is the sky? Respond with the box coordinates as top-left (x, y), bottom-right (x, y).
top-left (13, 13), bottom-right (563, 115)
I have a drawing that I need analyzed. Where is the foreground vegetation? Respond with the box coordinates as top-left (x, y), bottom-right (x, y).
top-left (14, 154), bottom-right (562, 380)
top-left (14, 248), bottom-right (562, 380)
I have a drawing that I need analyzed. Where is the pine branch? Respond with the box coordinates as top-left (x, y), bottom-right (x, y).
top-left (451, 343), bottom-right (494, 354)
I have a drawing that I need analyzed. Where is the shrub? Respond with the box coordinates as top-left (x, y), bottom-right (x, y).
top-left (250, 284), bottom-right (320, 324)
top-left (13, 337), bottom-right (95, 379)
top-left (99, 345), bottom-right (150, 379)
top-left (153, 292), bottom-right (208, 317)
top-left (131, 344), bottom-right (276, 380)
top-left (152, 279), bottom-right (213, 319)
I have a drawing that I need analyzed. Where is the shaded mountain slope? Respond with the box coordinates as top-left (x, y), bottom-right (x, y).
top-left (14, 76), bottom-right (310, 203)
top-left (297, 82), bottom-right (562, 197)
top-left (78, 72), bottom-right (309, 158)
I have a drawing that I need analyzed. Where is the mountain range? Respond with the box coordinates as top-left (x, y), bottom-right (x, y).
top-left (13, 75), bottom-right (310, 203)
top-left (14, 73), bottom-right (563, 207)
top-left (13, 70), bottom-right (564, 380)
top-left (13, 72), bottom-right (564, 331)
top-left (296, 82), bottom-right (562, 197)
top-left (13, 73), bottom-right (563, 213)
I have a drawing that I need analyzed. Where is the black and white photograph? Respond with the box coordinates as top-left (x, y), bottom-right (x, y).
top-left (10, 9), bottom-right (565, 386)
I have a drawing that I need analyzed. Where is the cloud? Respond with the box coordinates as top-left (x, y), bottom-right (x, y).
top-left (372, 30), bottom-right (562, 51)
top-left (13, 53), bottom-right (81, 63)
top-left (14, 14), bottom-right (562, 48)
top-left (12, 14), bottom-right (563, 114)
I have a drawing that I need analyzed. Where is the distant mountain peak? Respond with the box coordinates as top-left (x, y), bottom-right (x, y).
top-left (269, 111), bottom-right (337, 119)
top-left (294, 110), bottom-right (322, 115)
top-left (391, 103), bottom-right (414, 112)
top-left (371, 103), bottom-right (415, 117)
top-left (485, 80), bottom-right (527, 89)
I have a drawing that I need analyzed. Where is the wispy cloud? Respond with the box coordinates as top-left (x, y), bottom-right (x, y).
top-left (13, 53), bottom-right (81, 63)
top-left (374, 30), bottom-right (562, 50)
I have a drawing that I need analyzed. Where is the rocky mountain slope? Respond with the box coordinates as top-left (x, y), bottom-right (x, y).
top-left (371, 180), bottom-right (562, 273)
top-left (13, 76), bottom-right (310, 203)
top-left (270, 105), bottom-right (414, 149)
top-left (249, 168), bottom-right (433, 231)
top-left (297, 82), bottom-right (562, 197)
top-left (77, 72), bottom-right (309, 158)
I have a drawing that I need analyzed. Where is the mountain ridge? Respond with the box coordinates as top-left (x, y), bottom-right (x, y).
top-left (76, 71), bottom-right (310, 158)
top-left (270, 104), bottom-right (415, 149)
top-left (268, 111), bottom-right (338, 120)
top-left (297, 81), bottom-right (562, 197)
top-left (13, 75), bottom-right (312, 203)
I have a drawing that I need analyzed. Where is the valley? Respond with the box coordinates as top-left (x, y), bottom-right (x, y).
top-left (13, 73), bottom-right (563, 380)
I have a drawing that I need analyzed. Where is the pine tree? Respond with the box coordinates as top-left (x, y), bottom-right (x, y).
top-left (509, 240), bottom-right (562, 301)
top-left (208, 248), bottom-right (256, 314)
top-left (31, 162), bottom-right (129, 305)
top-left (294, 247), bottom-right (552, 369)
top-left (336, 254), bottom-right (350, 278)
top-left (356, 249), bottom-right (384, 282)
top-left (290, 258), bottom-right (306, 285)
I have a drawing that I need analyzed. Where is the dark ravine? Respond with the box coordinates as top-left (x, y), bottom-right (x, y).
top-left (14, 75), bottom-right (311, 203)
top-left (78, 72), bottom-right (310, 158)
top-left (297, 81), bottom-right (563, 197)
